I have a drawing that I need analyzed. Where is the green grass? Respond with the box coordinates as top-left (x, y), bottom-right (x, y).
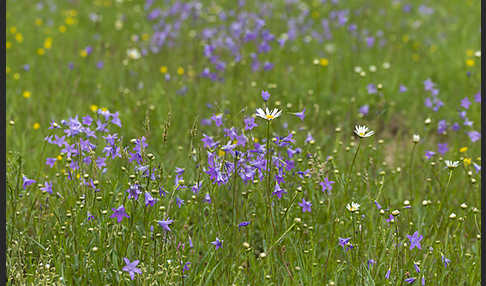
top-left (6, 0), bottom-right (481, 285)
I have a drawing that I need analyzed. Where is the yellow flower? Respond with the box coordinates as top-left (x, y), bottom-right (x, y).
top-left (44, 37), bottom-right (52, 49)
top-left (466, 49), bottom-right (474, 57)
top-left (430, 45), bottom-right (437, 53)
top-left (22, 91), bottom-right (31, 98)
top-left (177, 67), bottom-right (185, 75)
top-left (253, 138), bottom-right (259, 143)
top-left (319, 58), bottom-right (329, 67)
top-left (59, 25), bottom-right (67, 33)
top-left (90, 105), bottom-right (98, 112)
top-left (466, 59), bottom-right (475, 67)
top-left (101, 107), bottom-right (108, 112)
top-left (14, 73), bottom-right (20, 80)
top-left (142, 33), bottom-right (150, 41)
top-left (57, 155), bottom-right (63, 161)
top-left (37, 48), bottom-right (45, 55)
top-left (218, 149), bottom-right (225, 157)
top-left (463, 158), bottom-right (471, 166)
top-left (9, 26), bottom-right (17, 34)
top-left (33, 123), bottom-right (40, 130)
top-left (6, 41), bottom-right (11, 49)
top-left (15, 33), bottom-right (23, 43)
top-left (76, 173), bottom-right (81, 179)
top-left (65, 17), bottom-right (75, 25)
top-left (80, 49), bottom-right (88, 58)
top-left (160, 66), bottom-right (167, 74)
top-left (35, 18), bottom-right (43, 26)
top-left (459, 147), bottom-right (468, 153)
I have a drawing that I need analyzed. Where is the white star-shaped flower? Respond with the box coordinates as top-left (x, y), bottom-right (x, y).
top-left (354, 125), bottom-right (374, 138)
top-left (256, 107), bottom-right (282, 121)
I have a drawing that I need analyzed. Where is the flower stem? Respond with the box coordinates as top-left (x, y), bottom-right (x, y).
top-left (346, 140), bottom-right (361, 197)
top-left (409, 143), bottom-right (417, 198)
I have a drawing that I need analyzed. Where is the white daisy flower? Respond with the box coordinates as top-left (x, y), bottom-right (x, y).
top-left (256, 107), bottom-right (282, 121)
top-left (445, 160), bottom-right (460, 169)
top-left (346, 202), bottom-right (360, 213)
top-left (127, 48), bottom-right (141, 60)
top-left (354, 125), bottom-right (375, 138)
top-left (412, 134), bottom-right (420, 143)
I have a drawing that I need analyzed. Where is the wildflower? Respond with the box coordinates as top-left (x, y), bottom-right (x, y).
top-left (405, 277), bottom-right (416, 284)
top-left (126, 184), bottom-right (141, 200)
top-left (87, 212), bottom-right (95, 221)
top-left (40, 181), bottom-right (53, 194)
top-left (414, 263), bottom-right (420, 273)
top-left (298, 198), bottom-right (312, 212)
top-left (204, 193), bottom-right (212, 203)
top-left (176, 197), bottom-right (184, 208)
top-left (110, 205), bottom-right (129, 223)
top-left (211, 114), bottom-right (223, 127)
top-left (437, 143), bottom-right (449, 155)
top-left (354, 125), bottom-right (374, 138)
top-left (359, 105), bottom-right (369, 115)
top-left (211, 237), bottom-right (223, 250)
top-left (441, 255), bottom-right (451, 268)
top-left (467, 131), bottom-right (480, 142)
top-left (45, 157), bottom-right (57, 168)
top-left (319, 177), bottom-right (335, 194)
top-left (238, 221), bottom-right (251, 229)
top-left (158, 218), bottom-right (174, 232)
top-left (459, 147), bottom-right (468, 153)
top-left (320, 58), bottom-right (329, 66)
top-left (182, 261), bottom-right (191, 273)
top-left (272, 182), bottom-right (287, 199)
top-left (177, 67), bottom-right (184, 75)
top-left (437, 120), bottom-right (447, 134)
top-left (244, 116), bottom-right (258, 130)
top-left (444, 160), bottom-right (460, 169)
top-left (338, 237), bottom-right (353, 251)
top-left (346, 202), bottom-right (360, 213)
top-left (256, 107), bottom-right (282, 121)
top-left (292, 108), bottom-right (306, 121)
top-left (374, 201), bottom-right (382, 210)
top-left (424, 151), bottom-right (435, 159)
top-left (144, 192), bottom-right (157, 207)
top-left (160, 66), bottom-right (167, 73)
top-left (367, 259), bottom-right (376, 269)
top-left (461, 97), bottom-right (471, 109)
top-left (385, 268), bottom-right (391, 279)
top-left (474, 92), bottom-right (481, 103)
top-left (127, 48), bottom-right (141, 60)
top-left (473, 162), bottom-right (481, 173)
top-left (122, 258), bottom-right (142, 280)
top-left (367, 84), bottom-right (377, 94)
top-left (22, 91), bottom-right (31, 98)
top-left (22, 176), bottom-right (36, 190)
top-left (412, 134), bottom-right (420, 143)
top-left (406, 231), bottom-right (423, 250)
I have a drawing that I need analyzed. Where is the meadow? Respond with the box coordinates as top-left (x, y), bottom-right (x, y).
top-left (6, 0), bottom-right (481, 285)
